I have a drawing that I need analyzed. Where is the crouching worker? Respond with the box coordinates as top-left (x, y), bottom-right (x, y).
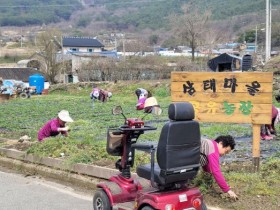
top-left (90, 87), bottom-right (112, 103)
top-left (143, 96), bottom-right (161, 114)
top-left (38, 110), bottom-right (74, 142)
top-left (135, 88), bottom-right (152, 110)
top-left (261, 94), bottom-right (280, 139)
top-left (200, 135), bottom-right (238, 200)
top-left (99, 89), bottom-right (112, 102)
top-left (90, 87), bottom-right (100, 100)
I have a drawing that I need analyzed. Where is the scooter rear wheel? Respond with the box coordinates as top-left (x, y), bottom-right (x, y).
top-left (93, 189), bottom-right (112, 210)
top-left (202, 201), bottom-right (208, 210)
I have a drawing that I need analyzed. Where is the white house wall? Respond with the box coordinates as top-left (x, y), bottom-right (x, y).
top-left (72, 55), bottom-right (92, 71)
top-left (63, 47), bottom-right (102, 54)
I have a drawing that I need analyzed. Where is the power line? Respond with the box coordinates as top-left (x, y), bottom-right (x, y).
top-left (0, 5), bottom-right (77, 8)
top-left (0, 0), bottom-right (170, 8)
top-left (95, 0), bottom-right (170, 6)
top-left (0, 0), bottom-right (173, 9)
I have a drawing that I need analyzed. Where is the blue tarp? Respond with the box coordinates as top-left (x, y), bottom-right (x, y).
top-left (1, 80), bottom-right (26, 95)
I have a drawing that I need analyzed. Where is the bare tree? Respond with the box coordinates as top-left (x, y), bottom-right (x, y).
top-left (78, 57), bottom-right (117, 81)
top-left (34, 28), bottom-right (62, 83)
top-left (203, 21), bottom-right (227, 58)
top-left (119, 38), bottom-right (152, 56)
top-left (171, 5), bottom-right (210, 61)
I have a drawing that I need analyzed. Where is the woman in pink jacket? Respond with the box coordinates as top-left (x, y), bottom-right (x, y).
top-left (264, 95), bottom-right (280, 138)
top-left (200, 135), bottom-right (238, 200)
top-left (38, 110), bottom-right (73, 141)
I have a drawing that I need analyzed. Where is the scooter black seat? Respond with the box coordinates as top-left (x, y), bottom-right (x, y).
top-left (137, 162), bottom-right (200, 186)
top-left (136, 102), bottom-right (201, 188)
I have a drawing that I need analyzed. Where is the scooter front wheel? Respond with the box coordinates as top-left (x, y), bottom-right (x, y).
top-left (93, 189), bottom-right (112, 210)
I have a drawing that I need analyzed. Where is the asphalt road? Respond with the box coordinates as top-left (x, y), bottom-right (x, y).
top-left (0, 167), bottom-right (93, 210)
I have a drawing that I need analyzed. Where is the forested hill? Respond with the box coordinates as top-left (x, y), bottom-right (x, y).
top-left (0, 0), bottom-right (279, 28)
top-left (100, 0), bottom-right (280, 30)
top-left (0, 0), bottom-right (83, 26)
top-left (99, 0), bottom-right (279, 20)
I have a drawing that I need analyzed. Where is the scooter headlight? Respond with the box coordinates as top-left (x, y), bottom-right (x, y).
top-left (165, 204), bottom-right (175, 210)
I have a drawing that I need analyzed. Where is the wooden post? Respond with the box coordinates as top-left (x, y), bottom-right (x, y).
top-left (252, 124), bottom-right (261, 172)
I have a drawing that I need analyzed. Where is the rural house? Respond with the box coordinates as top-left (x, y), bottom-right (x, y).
top-left (208, 53), bottom-right (243, 72)
top-left (60, 37), bottom-right (119, 83)
top-left (62, 37), bottom-right (105, 54)
top-left (0, 68), bottom-right (42, 82)
top-left (0, 68), bottom-right (49, 88)
top-left (207, 53), bottom-right (253, 72)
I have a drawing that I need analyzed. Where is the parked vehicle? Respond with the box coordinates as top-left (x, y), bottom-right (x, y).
top-left (16, 86), bottom-right (36, 99)
top-left (0, 79), bottom-right (36, 99)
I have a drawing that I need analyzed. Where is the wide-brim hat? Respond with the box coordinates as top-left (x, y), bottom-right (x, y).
top-left (144, 97), bottom-right (158, 108)
top-left (58, 110), bottom-right (73, 123)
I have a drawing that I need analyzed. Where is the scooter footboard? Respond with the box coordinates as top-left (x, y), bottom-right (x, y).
top-left (97, 177), bottom-right (141, 205)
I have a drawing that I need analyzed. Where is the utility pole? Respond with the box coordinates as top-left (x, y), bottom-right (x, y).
top-left (61, 35), bottom-right (65, 83)
top-left (255, 25), bottom-right (258, 54)
top-left (265, 0), bottom-right (271, 63)
top-left (20, 29), bottom-right (23, 48)
top-left (54, 35), bottom-right (65, 83)
top-left (122, 33), bottom-right (126, 60)
top-left (115, 36), bottom-right (117, 51)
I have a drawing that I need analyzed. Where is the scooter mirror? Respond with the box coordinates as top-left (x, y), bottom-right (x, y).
top-left (112, 106), bottom-right (123, 115)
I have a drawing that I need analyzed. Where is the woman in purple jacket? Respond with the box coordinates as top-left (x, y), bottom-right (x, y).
top-left (200, 135), bottom-right (238, 200)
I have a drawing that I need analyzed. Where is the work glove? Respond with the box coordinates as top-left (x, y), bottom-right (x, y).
top-left (58, 126), bottom-right (69, 132)
top-left (227, 190), bottom-right (238, 200)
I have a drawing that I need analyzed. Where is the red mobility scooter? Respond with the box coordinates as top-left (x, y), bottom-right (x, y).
top-left (93, 101), bottom-right (206, 210)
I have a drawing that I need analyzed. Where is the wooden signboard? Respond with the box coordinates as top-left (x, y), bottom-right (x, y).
top-left (171, 72), bottom-right (274, 170)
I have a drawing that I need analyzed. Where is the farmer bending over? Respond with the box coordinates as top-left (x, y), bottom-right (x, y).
top-left (90, 87), bottom-right (100, 100)
top-left (200, 135), bottom-right (238, 200)
top-left (99, 89), bottom-right (112, 102)
top-left (135, 88), bottom-right (148, 99)
top-left (260, 95), bottom-right (280, 140)
top-left (90, 87), bottom-right (112, 102)
top-left (38, 110), bottom-right (74, 141)
top-left (135, 88), bottom-right (152, 110)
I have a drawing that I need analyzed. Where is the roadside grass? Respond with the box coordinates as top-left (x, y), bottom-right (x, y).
top-left (1, 81), bottom-right (280, 200)
top-left (193, 157), bottom-right (280, 199)
top-left (228, 157), bottom-right (280, 196)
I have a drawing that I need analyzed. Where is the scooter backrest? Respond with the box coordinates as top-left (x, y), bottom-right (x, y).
top-left (168, 102), bottom-right (194, 121)
top-left (157, 102), bottom-right (201, 176)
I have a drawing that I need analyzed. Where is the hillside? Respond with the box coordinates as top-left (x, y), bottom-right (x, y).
top-left (0, 0), bottom-right (280, 52)
top-left (0, 0), bottom-right (279, 30)
top-left (96, 0), bottom-right (280, 30)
